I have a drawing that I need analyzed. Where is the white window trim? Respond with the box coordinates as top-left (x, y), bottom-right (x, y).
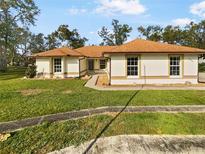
top-left (127, 56), bottom-right (139, 78)
top-left (169, 55), bottom-right (182, 78)
top-left (53, 58), bottom-right (62, 74)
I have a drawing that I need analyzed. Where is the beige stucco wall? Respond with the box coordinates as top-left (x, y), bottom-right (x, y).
top-left (94, 59), bottom-right (100, 70)
top-left (36, 58), bottom-right (52, 78)
top-left (79, 58), bottom-right (87, 76)
top-left (184, 54), bottom-right (198, 76)
top-left (110, 54), bottom-right (199, 85)
top-left (111, 55), bottom-right (126, 77)
top-left (66, 57), bottom-right (79, 77)
top-left (36, 57), bottom-right (80, 78)
top-left (141, 54), bottom-right (168, 76)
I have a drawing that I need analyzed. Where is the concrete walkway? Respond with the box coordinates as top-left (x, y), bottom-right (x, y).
top-left (85, 75), bottom-right (99, 88)
top-left (50, 135), bottom-right (205, 154)
top-left (85, 75), bottom-right (205, 91)
top-left (1, 105), bottom-right (205, 133)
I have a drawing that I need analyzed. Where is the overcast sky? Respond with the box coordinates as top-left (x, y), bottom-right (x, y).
top-left (31, 0), bottom-right (205, 45)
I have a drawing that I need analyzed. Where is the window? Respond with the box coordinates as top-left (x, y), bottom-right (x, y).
top-left (127, 57), bottom-right (138, 76)
top-left (170, 56), bottom-right (180, 76)
top-left (100, 59), bottom-right (106, 69)
top-left (54, 58), bottom-right (62, 73)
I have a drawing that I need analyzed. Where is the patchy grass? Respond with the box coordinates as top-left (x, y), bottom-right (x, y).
top-left (0, 66), bottom-right (26, 80)
top-left (19, 89), bottom-right (49, 96)
top-left (62, 89), bottom-right (73, 94)
top-left (0, 113), bottom-right (205, 153)
top-left (1, 67), bottom-right (205, 122)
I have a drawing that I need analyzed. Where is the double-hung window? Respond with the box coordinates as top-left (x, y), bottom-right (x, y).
top-left (127, 57), bottom-right (138, 76)
top-left (170, 56), bottom-right (180, 76)
top-left (100, 59), bottom-right (106, 69)
top-left (54, 58), bottom-right (62, 73)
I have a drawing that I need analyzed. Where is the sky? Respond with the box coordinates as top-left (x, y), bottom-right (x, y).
top-left (31, 0), bottom-right (205, 45)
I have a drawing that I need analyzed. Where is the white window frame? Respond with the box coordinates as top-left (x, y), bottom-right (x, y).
top-left (54, 58), bottom-right (62, 73)
top-left (169, 55), bottom-right (181, 77)
top-left (127, 56), bottom-right (139, 78)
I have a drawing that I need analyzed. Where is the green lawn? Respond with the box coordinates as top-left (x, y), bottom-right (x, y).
top-left (1, 67), bottom-right (205, 122)
top-left (0, 66), bottom-right (26, 80)
top-left (1, 113), bottom-right (205, 153)
top-left (1, 68), bottom-right (205, 154)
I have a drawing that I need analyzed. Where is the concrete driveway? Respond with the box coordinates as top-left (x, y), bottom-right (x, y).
top-left (50, 135), bottom-right (205, 154)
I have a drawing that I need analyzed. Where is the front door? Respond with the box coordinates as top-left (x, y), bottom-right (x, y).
top-left (88, 59), bottom-right (94, 70)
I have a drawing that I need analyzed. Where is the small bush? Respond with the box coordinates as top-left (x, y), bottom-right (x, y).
top-left (199, 63), bottom-right (205, 72)
top-left (25, 64), bottom-right (36, 78)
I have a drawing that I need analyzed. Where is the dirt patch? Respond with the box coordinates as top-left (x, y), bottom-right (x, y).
top-left (104, 112), bottom-right (118, 117)
top-left (19, 89), bottom-right (48, 96)
top-left (62, 90), bottom-right (72, 94)
top-left (0, 133), bottom-right (10, 142)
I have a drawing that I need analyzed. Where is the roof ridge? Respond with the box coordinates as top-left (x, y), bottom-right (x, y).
top-left (76, 45), bottom-right (116, 49)
top-left (103, 38), bottom-right (205, 54)
top-left (131, 38), bottom-right (205, 51)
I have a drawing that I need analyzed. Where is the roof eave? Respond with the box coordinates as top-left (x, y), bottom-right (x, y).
top-left (103, 51), bottom-right (205, 54)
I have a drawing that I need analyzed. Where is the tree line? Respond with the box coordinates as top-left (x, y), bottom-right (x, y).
top-left (99, 20), bottom-right (205, 50)
top-left (138, 21), bottom-right (205, 49)
top-left (1, 0), bottom-right (205, 71)
top-left (0, 0), bottom-right (87, 70)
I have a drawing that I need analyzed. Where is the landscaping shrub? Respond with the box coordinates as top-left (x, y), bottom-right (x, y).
top-left (25, 64), bottom-right (36, 78)
top-left (199, 63), bottom-right (205, 72)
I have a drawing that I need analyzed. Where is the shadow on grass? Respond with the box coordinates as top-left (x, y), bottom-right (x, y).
top-left (83, 89), bottom-right (141, 154)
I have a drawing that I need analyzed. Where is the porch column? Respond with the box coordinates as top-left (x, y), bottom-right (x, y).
top-left (107, 58), bottom-right (111, 85)
top-left (49, 57), bottom-right (53, 76)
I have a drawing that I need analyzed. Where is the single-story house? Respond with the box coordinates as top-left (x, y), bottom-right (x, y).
top-left (33, 39), bottom-right (205, 85)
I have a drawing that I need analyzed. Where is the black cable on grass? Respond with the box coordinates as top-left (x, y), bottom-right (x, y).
top-left (83, 89), bottom-right (141, 154)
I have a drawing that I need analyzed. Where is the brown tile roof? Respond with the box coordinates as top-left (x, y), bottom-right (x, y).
top-left (104, 39), bottom-right (205, 54)
top-left (76, 46), bottom-right (115, 58)
top-left (32, 39), bottom-right (205, 58)
top-left (32, 47), bottom-right (82, 57)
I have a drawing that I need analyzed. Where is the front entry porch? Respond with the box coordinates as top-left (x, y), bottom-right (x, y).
top-left (85, 58), bottom-right (109, 76)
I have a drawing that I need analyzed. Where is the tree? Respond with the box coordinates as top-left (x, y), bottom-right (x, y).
top-left (0, 0), bottom-right (39, 70)
top-left (182, 21), bottom-right (205, 49)
top-left (162, 25), bottom-right (183, 44)
top-left (28, 33), bottom-right (46, 54)
top-left (138, 25), bottom-right (163, 41)
top-left (98, 19), bottom-right (132, 46)
top-left (137, 21), bottom-right (205, 50)
top-left (8, 27), bottom-right (28, 66)
top-left (53, 25), bottom-right (88, 49)
top-left (45, 33), bottom-right (60, 50)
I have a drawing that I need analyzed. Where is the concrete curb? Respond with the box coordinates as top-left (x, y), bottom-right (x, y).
top-left (1, 105), bottom-right (205, 133)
